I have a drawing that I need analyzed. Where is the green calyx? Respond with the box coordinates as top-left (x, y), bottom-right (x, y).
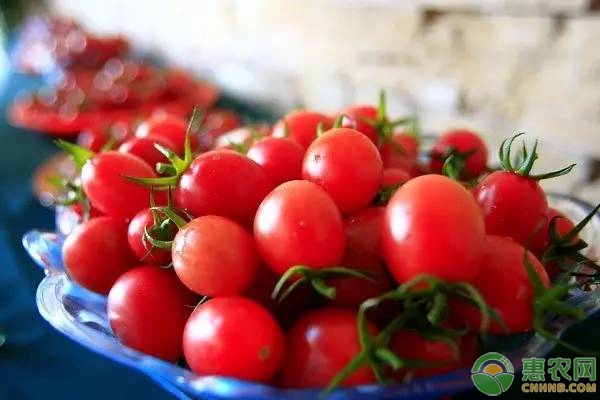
top-left (522, 251), bottom-right (596, 354)
top-left (271, 265), bottom-right (376, 302)
top-left (125, 107), bottom-right (203, 189)
top-left (542, 203), bottom-right (600, 282)
top-left (322, 275), bottom-right (499, 396)
top-left (142, 191), bottom-right (192, 254)
top-left (55, 139), bottom-right (95, 170)
top-left (499, 133), bottom-right (575, 180)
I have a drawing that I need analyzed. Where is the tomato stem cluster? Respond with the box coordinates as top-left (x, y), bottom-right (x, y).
top-left (272, 265), bottom-right (375, 302)
top-left (323, 275), bottom-right (499, 395)
top-left (499, 133), bottom-right (575, 180)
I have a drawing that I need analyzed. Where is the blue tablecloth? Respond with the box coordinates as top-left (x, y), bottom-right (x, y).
top-left (0, 70), bottom-right (171, 399)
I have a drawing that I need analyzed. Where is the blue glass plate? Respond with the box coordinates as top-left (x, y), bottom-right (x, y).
top-left (23, 194), bottom-right (600, 400)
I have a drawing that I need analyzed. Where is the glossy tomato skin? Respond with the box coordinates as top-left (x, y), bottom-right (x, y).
top-left (451, 235), bottom-right (550, 334)
top-left (303, 128), bottom-right (383, 213)
top-left (107, 266), bottom-right (198, 361)
top-left (62, 217), bottom-right (135, 294)
top-left (127, 209), bottom-right (172, 265)
top-left (172, 215), bottom-right (259, 296)
top-left (382, 168), bottom-right (411, 188)
top-left (474, 171), bottom-right (548, 248)
top-left (136, 113), bottom-right (196, 154)
top-left (279, 308), bottom-right (377, 388)
top-left (272, 110), bottom-right (332, 149)
top-left (381, 174), bottom-right (485, 284)
top-left (390, 329), bottom-right (462, 378)
top-left (118, 135), bottom-right (178, 167)
top-left (81, 151), bottom-right (158, 220)
top-left (340, 105), bottom-right (378, 143)
top-left (430, 129), bottom-right (488, 179)
top-left (183, 297), bottom-right (284, 382)
top-left (380, 133), bottom-right (419, 171)
top-left (254, 180), bottom-right (346, 275)
top-left (174, 150), bottom-right (273, 228)
top-left (247, 137), bottom-right (305, 186)
top-left (344, 206), bottom-right (385, 257)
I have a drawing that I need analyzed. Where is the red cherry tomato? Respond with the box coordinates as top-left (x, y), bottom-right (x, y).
top-left (430, 129), bottom-right (488, 179)
top-left (340, 105), bottom-right (378, 143)
top-left (197, 109), bottom-right (241, 151)
top-left (381, 175), bottom-right (485, 284)
top-left (107, 266), bottom-right (198, 361)
top-left (118, 135), bottom-right (178, 167)
top-left (382, 168), bottom-right (411, 188)
top-left (325, 249), bottom-right (391, 311)
top-left (303, 128), bottom-right (383, 213)
top-left (474, 171), bottom-right (548, 249)
top-left (127, 209), bottom-right (173, 265)
top-left (279, 308), bottom-right (377, 388)
top-left (247, 137), bottom-right (305, 186)
top-left (451, 235), bottom-right (550, 334)
top-left (172, 215), bottom-right (259, 296)
top-left (532, 208), bottom-right (577, 277)
top-left (183, 297), bottom-right (284, 382)
top-left (390, 329), bottom-right (462, 378)
top-left (254, 180), bottom-right (346, 275)
top-left (344, 206), bottom-right (385, 257)
top-left (136, 113), bottom-right (196, 154)
top-left (272, 110), bottom-right (332, 149)
top-left (81, 151), bottom-right (158, 219)
top-left (380, 133), bottom-right (419, 170)
top-left (174, 150), bottom-right (273, 227)
top-left (62, 217), bottom-right (135, 294)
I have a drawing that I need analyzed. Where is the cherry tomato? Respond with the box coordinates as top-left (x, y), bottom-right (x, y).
top-left (118, 135), bottom-right (178, 167)
top-left (107, 266), bottom-right (198, 361)
top-left (474, 171), bottom-right (548, 249)
top-left (183, 297), bottom-right (284, 382)
top-left (344, 206), bottom-right (385, 257)
top-left (62, 216), bottom-right (135, 294)
top-left (451, 235), bottom-right (550, 334)
top-left (531, 207), bottom-right (579, 258)
top-left (389, 329), bottom-right (462, 378)
top-left (254, 180), bottom-right (345, 275)
top-left (197, 109), bottom-right (241, 151)
top-left (381, 174), bottom-right (485, 283)
top-left (382, 168), bottom-right (411, 189)
top-left (325, 249), bottom-right (391, 311)
top-left (247, 137), bottom-right (305, 186)
top-left (81, 151), bottom-right (158, 219)
top-left (272, 110), bottom-right (332, 149)
top-left (127, 209), bottom-right (173, 265)
top-left (303, 128), bottom-right (383, 213)
top-left (172, 215), bottom-right (259, 296)
top-left (430, 129), bottom-right (488, 179)
top-left (279, 308), bottom-right (377, 388)
top-left (136, 113), bottom-right (196, 154)
top-left (174, 150), bottom-right (273, 227)
top-left (380, 133), bottom-right (419, 170)
top-left (340, 105), bottom-right (378, 143)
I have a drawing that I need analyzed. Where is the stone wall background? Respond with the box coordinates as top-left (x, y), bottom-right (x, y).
top-left (48, 0), bottom-right (600, 201)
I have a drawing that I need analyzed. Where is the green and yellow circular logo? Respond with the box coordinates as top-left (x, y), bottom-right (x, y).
top-left (471, 352), bottom-right (515, 396)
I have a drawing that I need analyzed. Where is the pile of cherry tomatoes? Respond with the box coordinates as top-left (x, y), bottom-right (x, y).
top-left (53, 91), bottom-right (597, 392)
